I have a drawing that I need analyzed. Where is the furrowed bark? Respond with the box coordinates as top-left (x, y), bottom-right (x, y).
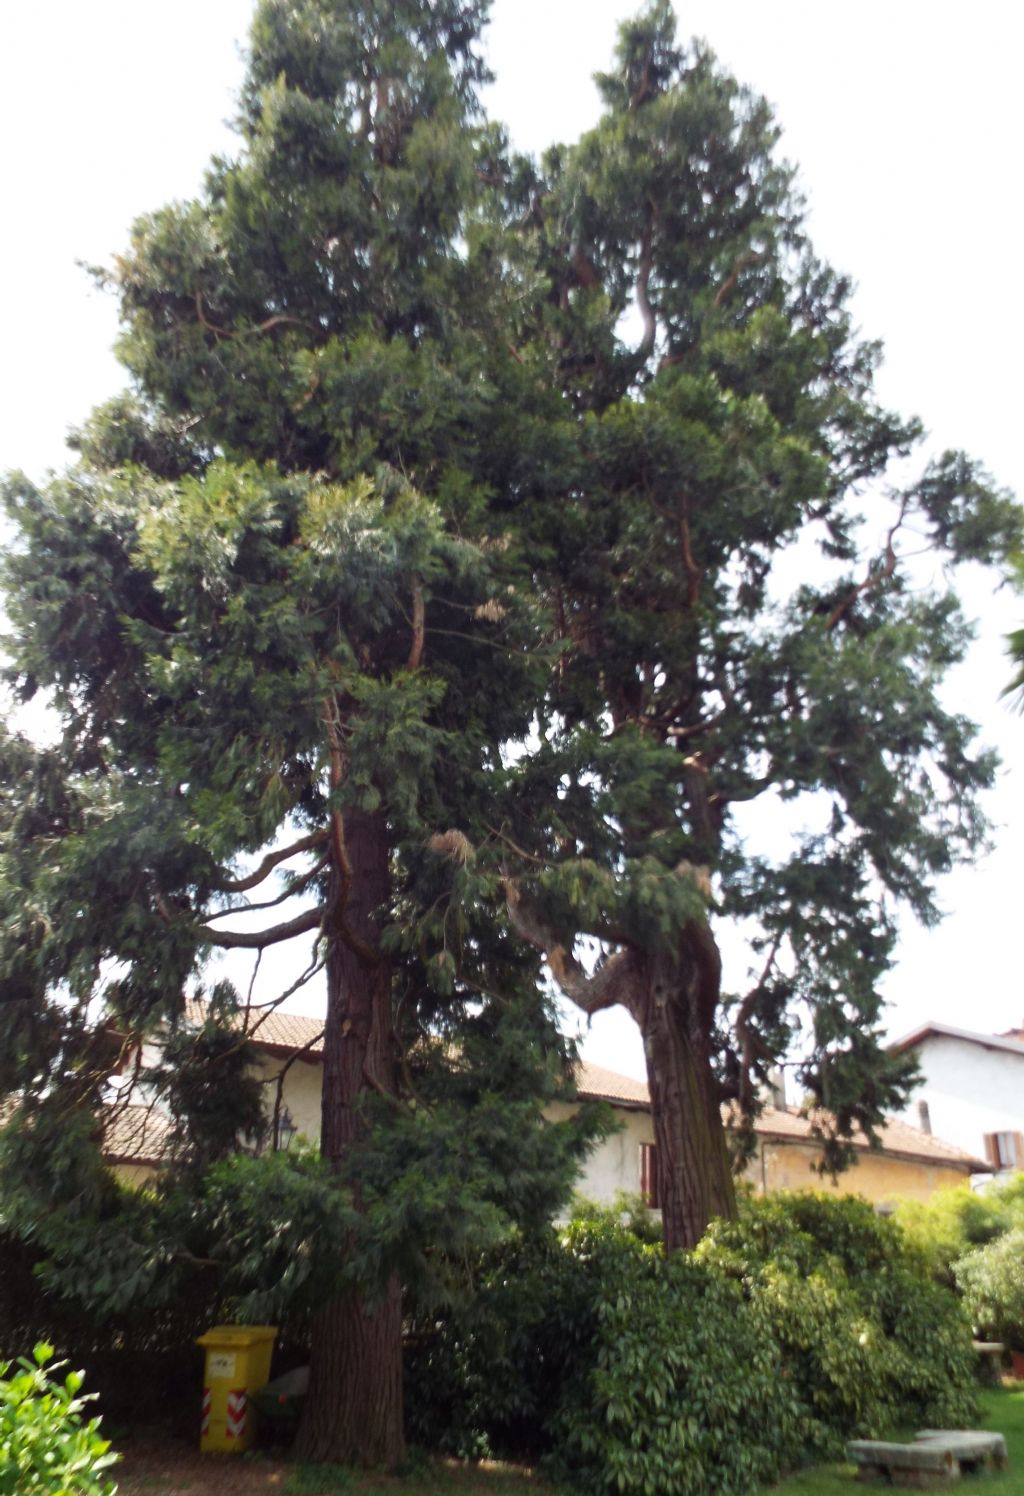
top-left (295, 807), bottom-right (405, 1467)
top-left (640, 946), bottom-right (736, 1251)
top-left (507, 870), bottom-right (737, 1251)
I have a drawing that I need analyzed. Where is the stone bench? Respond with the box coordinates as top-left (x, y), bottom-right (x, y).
top-left (847, 1430), bottom-right (1008, 1486)
top-left (972, 1341), bottom-right (1005, 1382)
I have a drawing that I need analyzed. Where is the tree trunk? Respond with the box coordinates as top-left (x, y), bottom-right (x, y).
top-left (297, 1276), bottom-right (404, 1467)
top-left (296, 808), bottom-right (406, 1467)
top-left (637, 943), bottom-right (736, 1251)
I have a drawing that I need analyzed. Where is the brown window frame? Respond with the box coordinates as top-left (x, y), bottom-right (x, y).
top-left (639, 1141), bottom-right (659, 1209)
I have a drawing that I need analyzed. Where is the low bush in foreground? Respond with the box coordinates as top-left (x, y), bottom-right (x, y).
top-left (406, 1194), bottom-right (977, 1496)
top-left (0, 1343), bottom-right (119, 1496)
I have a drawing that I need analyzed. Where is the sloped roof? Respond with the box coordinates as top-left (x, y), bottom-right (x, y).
top-left (748, 1102), bottom-right (986, 1171)
top-left (102, 1103), bottom-right (173, 1164)
top-left (892, 1020), bottom-right (1024, 1060)
top-left (136, 1007), bottom-right (983, 1173)
top-left (182, 999), bottom-right (324, 1058)
top-left (575, 1060), bottom-right (649, 1107)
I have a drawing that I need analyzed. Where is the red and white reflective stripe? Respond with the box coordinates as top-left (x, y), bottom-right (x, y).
top-left (200, 1388), bottom-right (211, 1437)
top-left (226, 1388), bottom-right (248, 1440)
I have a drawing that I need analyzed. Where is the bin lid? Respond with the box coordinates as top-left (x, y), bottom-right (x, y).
top-left (197, 1324), bottom-right (279, 1348)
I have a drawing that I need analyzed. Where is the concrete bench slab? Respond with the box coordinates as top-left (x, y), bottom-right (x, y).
top-left (847, 1429), bottom-right (1007, 1486)
top-left (915, 1432), bottom-right (1008, 1471)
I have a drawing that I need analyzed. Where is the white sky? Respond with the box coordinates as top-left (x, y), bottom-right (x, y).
top-left (1, 1), bottom-right (1021, 1081)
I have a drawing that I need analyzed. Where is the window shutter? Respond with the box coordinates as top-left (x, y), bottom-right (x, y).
top-left (640, 1142), bottom-right (659, 1209)
top-left (984, 1133), bottom-right (998, 1168)
top-left (1015, 1133), bottom-right (1024, 1171)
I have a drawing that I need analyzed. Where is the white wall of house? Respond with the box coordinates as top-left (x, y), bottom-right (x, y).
top-left (250, 1052), bottom-right (323, 1144)
top-left (897, 1032), bottom-right (1024, 1173)
top-left (546, 1100), bottom-right (654, 1204)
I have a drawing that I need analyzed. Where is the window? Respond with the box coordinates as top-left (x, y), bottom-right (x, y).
top-left (639, 1141), bottom-right (659, 1209)
top-left (983, 1131), bottom-right (1024, 1170)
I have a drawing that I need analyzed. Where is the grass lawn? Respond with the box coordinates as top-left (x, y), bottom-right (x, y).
top-left (770, 1386), bottom-right (1024, 1496)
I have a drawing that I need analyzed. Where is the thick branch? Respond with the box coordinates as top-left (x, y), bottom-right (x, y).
top-left (713, 249), bottom-right (764, 308)
top-left (217, 831), bottom-right (328, 893)
top-left (407, 581), bottom-right (425, 670)
top-left (197, 905), bottom-right (325, 950)
top-left (207, 853), bottom-right (329, 917)
top-left (504, 879), bottom-right (635, 1017)
top-left (635, 208), bottom-right (657, 363)
top-left (825, 495), bottom-right (909, 632)
top-left (194, 289), bottom-right (315, 339)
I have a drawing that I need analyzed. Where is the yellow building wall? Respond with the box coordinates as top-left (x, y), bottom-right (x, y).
top-left (111, 1161), bottom-right (160, 1189)
top-left (745, 1139), bottom-right (969, 1205)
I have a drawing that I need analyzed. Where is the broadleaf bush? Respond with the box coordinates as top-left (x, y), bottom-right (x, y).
top-left (954, 1227), bottom-right (1024, 1350)
top-left (0, 1343), bottom-right (119, 1496)
top-left (406, 1193), bottom-right (977, 1496)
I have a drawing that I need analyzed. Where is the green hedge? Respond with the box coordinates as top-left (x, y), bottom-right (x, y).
top-left (406, 1193), bottom-right (977, 1496)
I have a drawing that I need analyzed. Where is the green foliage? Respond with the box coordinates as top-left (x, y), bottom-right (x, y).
top-left (699, 1194), bottom-right (977, 1450)
top-left (955, 1228), bottom-right (1024, 1350)
top-left (548, 1223), bottom-right (801, 1496)
top-left (406, 1194), bottom-right (976, 1496)
top-left (0, 1344), bottom-right (119, 1496)
top-left (567, 1191), bottom-right (664, 1246)
top-left (895, 1183), bottom-right (1015, 1286)
top-left (1, 2), bottom-right (1022, 1448)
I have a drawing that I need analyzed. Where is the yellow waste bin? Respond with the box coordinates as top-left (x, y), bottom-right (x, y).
top-left (197, 1324), bottom-right (278, 1453)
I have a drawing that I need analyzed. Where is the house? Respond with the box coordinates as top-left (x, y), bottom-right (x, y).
top-left (105, 1008), bottom-right (984, 1208)
top-left (892, 1020), bottom-right (1024, 1180)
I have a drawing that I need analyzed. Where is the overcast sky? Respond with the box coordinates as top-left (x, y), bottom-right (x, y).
top-left (1, 1), bottom-right (1020, 1081)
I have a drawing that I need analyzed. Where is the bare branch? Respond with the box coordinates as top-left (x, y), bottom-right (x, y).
top-left (197, 905), bottom-right (325, 949)
top-left (825, 495), bottom-right (910, 632)
top-left (207, 853), bottom-right (329, 917)
top-left (217, 832), bottom-right (328, 893)
top-left (194, 288), bottom-right (315, 339)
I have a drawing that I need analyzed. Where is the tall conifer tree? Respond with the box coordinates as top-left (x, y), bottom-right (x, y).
top-left (0, 0), bottom-right (600, 1465)
top-left (476, 2), bottom-right (1021, 1249)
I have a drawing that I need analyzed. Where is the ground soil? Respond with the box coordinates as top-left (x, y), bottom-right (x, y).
top-left (114, 1430), bottom-right (551, 1496)
top-left (116, 1432), bottom-right (293, 1495)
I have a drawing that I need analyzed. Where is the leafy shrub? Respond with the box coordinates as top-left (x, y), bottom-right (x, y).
top-left (698, 1193), bottom-right (978, 1449)
top-left (954, 1228), bottom-right (1024, 1349)
top-left (0, 1343), bottom-right (119, 1496)
top-left (406, 1193), bottom-right (977, 1496)
top-left (549, 1223), bottom-right (803, 1496)
top-left (895, 1185), bottom-right (1014, 1285)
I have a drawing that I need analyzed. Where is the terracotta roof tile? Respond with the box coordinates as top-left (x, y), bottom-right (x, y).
top-left (749, 1103), bottom-right (987, 1171)
top-left (574, 1061), bottom-right (649, 1107)
top-left (157, 1006), bottom-right (984, 1174)
top-left (183, 999), bottom-right (324, 1055)
top-left (102, 1103), bottom-right (172, 1164)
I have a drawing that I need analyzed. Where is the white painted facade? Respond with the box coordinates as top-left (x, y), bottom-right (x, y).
top-left (546, 1100), bottom-right (653, 1204)
top-left (893, 1023), bottom-right (1024, 1180)
top-left (249, 1051), bottom-right (323, 1145)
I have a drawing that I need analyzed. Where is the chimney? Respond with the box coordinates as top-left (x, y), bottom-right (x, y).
top-left (766, 1065), bottom-right (786, 1111)
top-left (917, 1099), bottom-right (932, 1135)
